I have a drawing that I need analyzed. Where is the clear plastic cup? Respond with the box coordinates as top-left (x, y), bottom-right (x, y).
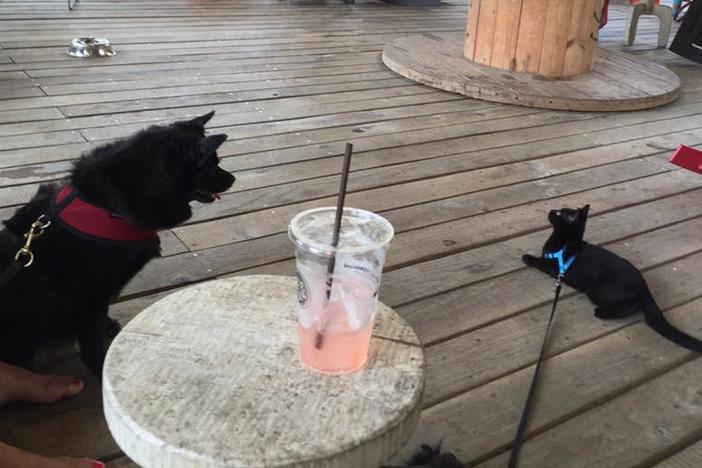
top-left (289, 207), bottom-right (394, 375)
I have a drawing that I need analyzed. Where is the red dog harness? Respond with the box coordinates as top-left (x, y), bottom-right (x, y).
top-left (52, 185), bottom-right (158, 243)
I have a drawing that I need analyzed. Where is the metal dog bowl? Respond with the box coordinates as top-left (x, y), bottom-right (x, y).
top-left (66, 37), bottom-right (115, 58)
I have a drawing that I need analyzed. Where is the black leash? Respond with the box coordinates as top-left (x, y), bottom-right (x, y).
top-left (508, 274), bottom-right (564, 468)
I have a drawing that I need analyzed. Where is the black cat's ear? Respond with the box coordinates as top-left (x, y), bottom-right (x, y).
top-left (195, 134), bottom-right (228, 166)
top-left (580, 204), bottom-right (590, 219)
top-left (184, 111), bottom-right (215, 128)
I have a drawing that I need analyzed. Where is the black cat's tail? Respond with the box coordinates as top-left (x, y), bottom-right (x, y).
top-left (641, 295), bottom-right (702, 352)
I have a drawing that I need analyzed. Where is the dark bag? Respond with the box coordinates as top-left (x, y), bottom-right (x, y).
top-left (670, 0), bottom-right (702, 63)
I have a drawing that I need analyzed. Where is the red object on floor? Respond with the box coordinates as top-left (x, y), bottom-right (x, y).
top-left (670, 145), bottom-right (702, 174)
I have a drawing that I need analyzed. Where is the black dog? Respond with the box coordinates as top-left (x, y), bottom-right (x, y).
top-left (0, 111), bottom-right (235, 374)
top-left (404, 445), bottom-right (465, 467)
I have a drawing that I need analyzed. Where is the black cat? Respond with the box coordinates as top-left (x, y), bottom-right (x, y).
top-left (522, 205), bottom-right (702, 351)
top-left (0, 111), bottom-right (235, 374)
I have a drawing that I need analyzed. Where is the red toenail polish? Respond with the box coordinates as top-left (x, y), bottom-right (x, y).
top-left (73, 379), bottom-right (83, 385)
top-left (93, 462), bottom-right (105, 468)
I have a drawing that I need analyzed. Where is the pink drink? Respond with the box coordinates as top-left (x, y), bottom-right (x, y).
top-left (298, 323), bottom-right (373, 375)
top-left (297, 274), bottom-right (377, 374)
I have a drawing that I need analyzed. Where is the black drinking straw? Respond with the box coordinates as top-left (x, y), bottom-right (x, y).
top-left (315, 142), bottom-right (353, 349)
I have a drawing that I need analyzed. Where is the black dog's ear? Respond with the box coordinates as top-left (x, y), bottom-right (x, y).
top-left (406, 442), bottom-right (465, 467)
top-left (184, 111), bottom-right (215, 128)
top-left (195, 134), bottom-right (228, 166)
top-left (579, 204), bottom-right (590, 219)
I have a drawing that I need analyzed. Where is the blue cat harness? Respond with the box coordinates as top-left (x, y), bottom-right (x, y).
top-left (544, 246), bottom-right (577, 282)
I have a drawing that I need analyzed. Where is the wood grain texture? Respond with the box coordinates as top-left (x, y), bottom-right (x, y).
top-left (654, 439), bottom-right (702, 467)
top-left (382, 32), bottom-right (681, 111)
top-left (477, 358), bottom-right (702, 467)
top-left (463, 0), bottom-right (481, 59)
top-left (513, 0), bottom-right (549, 74)
top-left (103, 276), bottom-right (424, 468)
top-left (537, 0), bottom-right (575, 77)
top-left (466, 0), bottom-right (594, 77)
top-left (393, 295), bottom-right (702, 465)
top-left (489, 0), bottom-right (524, 71)
top-left (473, 0), bottom-right (498, 65)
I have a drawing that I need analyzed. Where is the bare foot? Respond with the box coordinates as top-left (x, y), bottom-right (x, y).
top-left (0, 442), bottom-right (103, 468)
top-left (0, 361), bottom-right (83, 406)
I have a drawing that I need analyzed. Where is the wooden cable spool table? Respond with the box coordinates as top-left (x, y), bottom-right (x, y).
top-left (382, 0), bottom-right (681, 111)
top-left (103, 275), bottom-right (425, 467)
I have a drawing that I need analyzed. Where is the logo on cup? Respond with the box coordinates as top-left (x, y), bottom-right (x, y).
top-left (297, 273), bottom-right (310, 307)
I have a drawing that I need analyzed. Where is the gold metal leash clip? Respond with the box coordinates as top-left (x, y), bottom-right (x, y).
top-left (14, 214), bottom-right (51, 268)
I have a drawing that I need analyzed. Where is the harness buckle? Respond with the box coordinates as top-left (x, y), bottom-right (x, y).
top-left (14, 248), bottom-right (34, 268)
top-left (545, 246), bottom-right (576, 288)
top-left (13, 214), bottom-right (50, 269)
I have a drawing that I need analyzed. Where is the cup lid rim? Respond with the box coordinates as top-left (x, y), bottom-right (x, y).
top-left (288, 207), bottom-right (394, 256)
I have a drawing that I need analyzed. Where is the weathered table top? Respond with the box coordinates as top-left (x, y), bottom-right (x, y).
top-left (103, 275), bottom-right (425, 468)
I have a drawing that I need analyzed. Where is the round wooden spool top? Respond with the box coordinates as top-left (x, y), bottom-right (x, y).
top-left (103, 275), bottom-right (425, 468)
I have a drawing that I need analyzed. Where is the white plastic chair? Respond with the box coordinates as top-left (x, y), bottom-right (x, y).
top-left (625, 0), bottom-right (674, 47)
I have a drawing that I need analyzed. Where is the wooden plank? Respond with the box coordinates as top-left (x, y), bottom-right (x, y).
top-left (464, 0), bottom-right (481, 60)
top-left (563, 0), bottom-right (599, 76)
top-left (0, 71), bottom-right (27, 80)
top-left (0, 92), bottom-right (458, 139)
top-left (81, 94), bottom-right (468, 143)
top-left (0, 107), bottom-right (63, 124)
top-left (473, 0), bottom-right (499, 65)
top-left (489, 0), bottom-right (523, 70)
top-left (57, 79), bottom-right (419, 118)
top-left (0, 130), bottom-right (84, 151)
top-left (394, 295), bottom-right (702, 464)
top-left (654, 439), bottom-right (702, 467)
top-left (538, 0), bottom-right (575, 77)
top-left (38, 63), bottom-right (389, 94)
top-left (477, 358), bottom-right (702, 467)
top-left (37, 70), bottom-right (400, 108)
top-left (0, 77), bottom-right (412, 114)
top-left (513, 0), bottom-right (548, 74)
top-left (158, 230), bottom-right (189, 257)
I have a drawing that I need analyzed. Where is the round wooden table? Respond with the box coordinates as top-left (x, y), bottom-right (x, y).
top-left (103, 275), bottom-right (425, 468)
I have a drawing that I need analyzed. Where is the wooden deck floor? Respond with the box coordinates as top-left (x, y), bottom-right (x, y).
top-left (1, 0), bottom-right (702, 466)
